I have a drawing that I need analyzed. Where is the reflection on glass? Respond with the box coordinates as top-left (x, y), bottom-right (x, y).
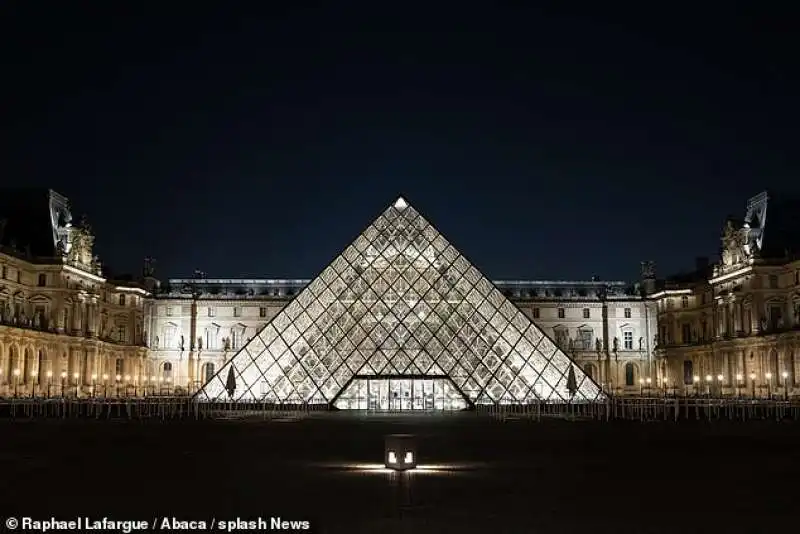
top-left (197, 197), bottom-right (604, 405)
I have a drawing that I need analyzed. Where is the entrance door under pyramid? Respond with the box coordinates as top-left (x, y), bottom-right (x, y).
top-left (195, 197), bottom-right (604, 407)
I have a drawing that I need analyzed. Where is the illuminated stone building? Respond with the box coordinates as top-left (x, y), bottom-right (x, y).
top-left (2, 190), bottom-right (659, 402)
top-left (0, 189), bottom-right (149, 397)
top-left (653, 191), bottom-right (800, 397)
top-left (150, 198), bottom-right (656, 404)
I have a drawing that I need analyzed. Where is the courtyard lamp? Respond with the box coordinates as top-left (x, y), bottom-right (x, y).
top-left (13, 368), bottom-right (20, 397)
top-left (645, 377), bottom-right (652, 396)
top-left (125, 374), bottom-right (131, 397)
top-left (749, 372), bottom-right (756, 398)
top-left (102, 374), bottom-right (109, 397)
top-left (385, 434), bottom-right (417, 471)
top-left (115, 374), bottom-right (121, 397)
top-left (46, 370), bottom-right (52, 397)
top-left (766, 372), bottom-right (773, 398)
top-left (782, 371), bottom-right (789, 400)
top-left (638, 378), bottom-right (644, 396)
top-left (91, 374), bottom-right (97, 397)
top-left (705, 375), bottom-right (712, 396)
top-left (60, 371), bottom-right (66, 397)
top-left (693, 375), bottom-right (700, 397)
top-left (717, 374), bottom-right (724, 397)
top-left (73, 372), bottom-right (79, 397)
top-left (736, 374), bottom-right (743, 397)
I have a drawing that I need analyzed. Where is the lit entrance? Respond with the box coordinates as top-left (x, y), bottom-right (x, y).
top-left (332, 376), bottom-right (469, 411)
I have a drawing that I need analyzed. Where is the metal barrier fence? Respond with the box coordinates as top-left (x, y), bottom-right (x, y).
top-left (1, 396), bottom-right (800, 422)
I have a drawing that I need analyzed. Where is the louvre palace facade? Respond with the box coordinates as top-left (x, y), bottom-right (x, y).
top-left (1, 188), bottom-right (798, 404)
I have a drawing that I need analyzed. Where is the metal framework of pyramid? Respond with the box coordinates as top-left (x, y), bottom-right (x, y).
top-left (195, 197), bottom-right (605, 407)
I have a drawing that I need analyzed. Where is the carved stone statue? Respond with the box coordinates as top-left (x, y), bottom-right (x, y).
top-left (595, 338), bottom-right (602, 352)
top-left (760, 316), bottom-right (767, 331)
top-left (638, 337), bottom-right (644, 350)
top-left (640, 261), bottom-right (656, 279)
top-left (197, 337), bottom-right (203, 350)
top-left (224, 337), bottom-right (231, 351)
top-left (179, 335), bottom-right (185, 351)
top-left (143, 257), bottom-right (156, 277)
top-left (613, 337), bottom-right (619, 352)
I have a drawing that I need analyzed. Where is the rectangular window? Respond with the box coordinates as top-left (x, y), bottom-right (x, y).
top-left (234, 307), bottom-right (241, 318)
top-left (557, 308), bottom-right (565, 319)
top-left (624, 308), bottom-right (631, 319)
top-left (769, 275), bottom-right (779, 289)
top-left (118, 326), bottom-right (127, 343)
top-left (37, 273), bottom-right (47, 287)
top-left (166, 306), bottom-right (173, 317)
top-left (682, 324), bottom-right (691, 344)
top-left (582, 308), bottom-right (590, 319)
top-left (623, 331), bottom-right (633, 350)
top-left (207, 307), bottom-right (215, 317)
top-left (681, 296), bottom-right (689, 308)
top-left (259, 307), bottom-right (267, 318)
top-left (118, 294), bottom-right (126, 306)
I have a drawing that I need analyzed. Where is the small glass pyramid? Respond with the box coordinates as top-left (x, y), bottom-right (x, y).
top-left (195, 197), bottom-right (605, 407)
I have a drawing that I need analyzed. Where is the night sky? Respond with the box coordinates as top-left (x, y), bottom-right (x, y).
top-left (3, 4), bottom-right (797, 282)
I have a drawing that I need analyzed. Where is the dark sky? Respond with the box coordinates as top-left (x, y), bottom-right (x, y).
top-left (3, 4), bottom-right (797, 282)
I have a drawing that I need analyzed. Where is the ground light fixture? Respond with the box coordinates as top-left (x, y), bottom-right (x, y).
top-left (385, 434), bottom-right (417, 471)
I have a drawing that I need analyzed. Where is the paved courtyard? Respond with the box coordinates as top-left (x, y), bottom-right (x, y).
top-left (1, 413), bottom-right (798, 533)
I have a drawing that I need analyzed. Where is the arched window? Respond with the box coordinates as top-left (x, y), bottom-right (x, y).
top-left (625, 363), bottom-right (635, 386)
top-left (37, 350), bottom-right (46, 384)
top-left (22, 348), bottom-right (31, 383)
top-left (584, 363), bottom-right (596, 379)
top-left (203, 362), bottom-right (215, 383)
top-left (163, 362), bottom-right (173, 381)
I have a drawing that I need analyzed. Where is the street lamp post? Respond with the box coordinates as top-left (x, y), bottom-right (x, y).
top-left (124, 374), bottom-right (131, 397)
top-left (693, 375), bottom-right (700, 397)
top-left (60, 371), bottom-right (67, 396)
top-left (46, 370), bottom-right (53, 397)
top-left (749, 372), bottom-right (756, 398)
top-left (91, 374), bottom-right (97, 397)
top-left (638, 378), bottom-right (644, 396)
top-left (102, 374), bottom-right (109, 397)
top-left (645, 377), bottom-right (652, 396)
top-left (115, 374), bottom-right (121, 397)
top-left (765, 372), bottom-right (773, 398)
top-left (717, 374), bottom-right (724, 397)
top-left (736, 373), bottom-right (743, 397)
top-left (705, 375), bottom-right (712, 396)
top-left (73, 372), bottom-right (79, 397)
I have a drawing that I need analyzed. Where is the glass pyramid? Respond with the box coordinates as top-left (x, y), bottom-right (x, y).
top-left (195, 197), bottom-right (605, 407)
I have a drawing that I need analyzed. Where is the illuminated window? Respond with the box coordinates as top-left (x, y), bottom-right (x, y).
top-left (623, 331), bottom-right (633, 350)
top-left (37, 274), bottom-right (47, 287)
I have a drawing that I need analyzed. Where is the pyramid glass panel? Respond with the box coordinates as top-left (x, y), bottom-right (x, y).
top-left (195, 197), bottom-right (606, 407)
